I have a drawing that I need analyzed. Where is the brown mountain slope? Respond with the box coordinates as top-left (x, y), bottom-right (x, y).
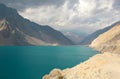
top-left (80, 21), bottom-right (120, 45)
top-left (90, 23), bottom-right (120, 54)
top-left (43, 53), bottom-right (120, 79)
top-left (42, 22), bottom-right (120, 79)
top-left (0, 4), bottom-right (74, 45)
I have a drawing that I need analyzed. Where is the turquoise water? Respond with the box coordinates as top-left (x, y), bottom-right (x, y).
top-left (0, 46), bottom-right (98, 79)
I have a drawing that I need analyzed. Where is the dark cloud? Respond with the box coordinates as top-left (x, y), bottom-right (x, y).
top-left (113, 0), bottom-right (120, 10)
top-left (0, 0), bottom-right (65, 11)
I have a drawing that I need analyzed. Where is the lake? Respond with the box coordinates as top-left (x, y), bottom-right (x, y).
top-left (0, 46), bottom-right (98, 79)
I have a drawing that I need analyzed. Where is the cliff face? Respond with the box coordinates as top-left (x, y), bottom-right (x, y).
top-left (90, 23), bottom-right (120, 54)
top-left (0, 4), bottom-right (74, 45)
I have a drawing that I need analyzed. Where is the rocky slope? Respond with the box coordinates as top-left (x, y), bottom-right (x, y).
top-left (0, 4), bottom-right (74, 45)
top-left (80, 21), bottom-right (120, 45)
top-left (43, 53), bottom-right (120, 79)
top-left (90, 23), bottom-right (120, 54)
top-left (43, 22), bottom-right (120, 79)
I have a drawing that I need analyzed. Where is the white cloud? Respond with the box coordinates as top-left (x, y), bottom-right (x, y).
top-left (19, 0), bottom-right (120, 33)
top-left (97, 0), bottom-right (114, 11)
top-left (75, 0), bottom-right (96, 18)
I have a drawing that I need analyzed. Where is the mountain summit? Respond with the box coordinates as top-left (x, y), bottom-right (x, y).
top-left (0, 4), bottom-right (74, 45)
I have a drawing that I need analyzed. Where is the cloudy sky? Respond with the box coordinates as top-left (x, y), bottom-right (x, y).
top-left (0, 0), bottom-right (120, 33)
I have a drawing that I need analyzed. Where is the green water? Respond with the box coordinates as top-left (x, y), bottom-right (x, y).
top-left (0, 46), bottom-right (98, 79)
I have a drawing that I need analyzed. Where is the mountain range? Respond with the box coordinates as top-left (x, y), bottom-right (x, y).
top-left (43, 16), bottom-right (120, 79)
top-left (0, 4), bottom-right (74, 45)
top-left (90, 22), bottom-right (120, 54)
top-left (62, 30), bottom-right (88, 44)
top-left (80, 21), bottom-right (120, 45)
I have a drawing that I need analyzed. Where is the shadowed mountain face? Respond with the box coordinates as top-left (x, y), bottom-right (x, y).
top-left (80, 21), bottom-right (120, 45)
top-left (62, 30), bottom-right (88, 44)
top-left (0, 4), bottom-right (74, 45)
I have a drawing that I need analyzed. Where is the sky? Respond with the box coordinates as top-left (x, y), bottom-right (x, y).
top-left (0, 0), bottom-right (120, 33)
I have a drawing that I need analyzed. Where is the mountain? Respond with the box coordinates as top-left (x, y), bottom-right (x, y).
top-left (80, 21), bottom-right (120, 45)
top-left (43, 22), bottom-right (120, 79)
top-left (62, 30), bottom-right (88, 44)
top-left (0, 4), bottom-right (74, 45)
top-left (90, 22), bottom-right (120, 54)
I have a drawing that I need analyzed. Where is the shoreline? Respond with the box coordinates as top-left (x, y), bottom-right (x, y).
top-left (43, 52), bottom-right (120, 79)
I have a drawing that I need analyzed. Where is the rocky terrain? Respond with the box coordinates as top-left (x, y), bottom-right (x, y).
top-left (0, 4), bottom-right (74, 45)
top-left (43, 53), bottom-right (120, 79)
top-left (90, 23), bottom-right (120, 54)
top-left (43, 22), bottom-right (120, 79)
top-left (80, 21), bottom-right (120, 45)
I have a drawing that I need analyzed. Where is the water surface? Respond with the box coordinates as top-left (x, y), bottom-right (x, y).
top-left (0, 46), bottom-right (98, 79)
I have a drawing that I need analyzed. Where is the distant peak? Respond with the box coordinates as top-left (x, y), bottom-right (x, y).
top-left (0, 3), bottom-right (6, 8)
top-left (0, 3), bottom-right (18, 19)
